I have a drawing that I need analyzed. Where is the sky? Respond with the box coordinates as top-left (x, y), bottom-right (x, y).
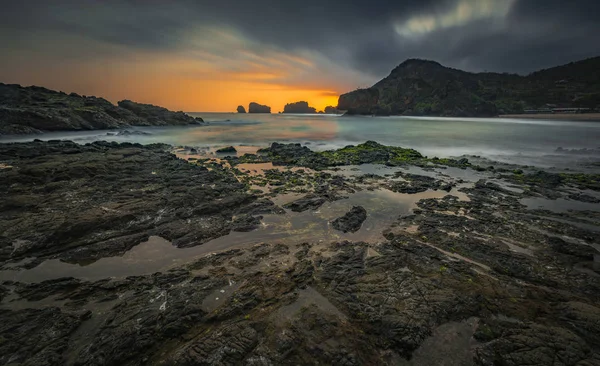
top-left (0, 0), bottom-right (599, 112)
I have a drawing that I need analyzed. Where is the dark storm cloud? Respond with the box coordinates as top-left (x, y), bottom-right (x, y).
top-left (1, 0), bottom-right (599, 80)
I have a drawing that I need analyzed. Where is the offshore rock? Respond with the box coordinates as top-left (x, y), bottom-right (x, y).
top-left (283, 101), bottom-right (317, 114)
top-left (248, 102), bottom-right (271, 113)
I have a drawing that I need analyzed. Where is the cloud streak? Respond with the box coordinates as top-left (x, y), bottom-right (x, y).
top-left (0, 0), bottom-right (598, 111)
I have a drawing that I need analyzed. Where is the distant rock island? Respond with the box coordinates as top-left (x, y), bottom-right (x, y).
top-left (248, 102), bottom-right (271, 114)
top-left (283, 101), bottom-right (317, 114)
top-left (0, 83), bottom-right (205, 135)
top-left (237, 105), bottom-right (246, 113)
top-left (338, 56), bottom-right (600, 117)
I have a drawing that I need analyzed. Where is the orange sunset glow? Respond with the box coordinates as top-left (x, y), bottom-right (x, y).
top-left (0, 26), bottom-right (372, 113)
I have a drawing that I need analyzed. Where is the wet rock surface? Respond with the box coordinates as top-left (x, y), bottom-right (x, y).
top-left (331, 206), bottom-right (367, 233)
top-left (0, 140), bottom-right (259, 263)
top-left (0, 140), bottom-right (599, 365)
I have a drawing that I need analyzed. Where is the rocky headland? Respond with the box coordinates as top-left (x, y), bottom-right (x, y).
top-left (0, 83), bottom-right (205, 135)
top-left (0, 139), bottom-right (599, 365)
top-left (338, 56), bottom-right (600, 117)
top-left (248, 102), bottom-right (271, 114)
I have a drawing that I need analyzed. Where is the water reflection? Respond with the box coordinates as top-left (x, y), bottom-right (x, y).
top-left (2, 113), bottom-right (600, 168)
top-left (0, 188), bottom-right (466, 283)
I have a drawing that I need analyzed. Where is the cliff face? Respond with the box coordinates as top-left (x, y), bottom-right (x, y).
top-left (283, 101), bottom-right (317, 114)
top-left (337, 57), bottom-right (600, 117)
top-left (0, 83), bottom-right (205, 135)
top-left (337, 88), bottom-right (380, 115)
top-left (248, 102), bottom-right (271, 113)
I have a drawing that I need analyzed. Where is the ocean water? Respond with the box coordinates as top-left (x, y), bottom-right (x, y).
top-left (2, 113), bottom-right (600, 169)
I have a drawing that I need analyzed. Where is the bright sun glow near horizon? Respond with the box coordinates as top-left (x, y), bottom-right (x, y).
top-left (0, 26), bottom-right (369, 113)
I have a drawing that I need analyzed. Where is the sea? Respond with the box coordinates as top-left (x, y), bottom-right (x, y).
top-left (2, 113), bottom-right (600, 170)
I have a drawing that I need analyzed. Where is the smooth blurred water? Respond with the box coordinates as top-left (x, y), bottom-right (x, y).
top-left (2, 113), bottom-right (600, 169)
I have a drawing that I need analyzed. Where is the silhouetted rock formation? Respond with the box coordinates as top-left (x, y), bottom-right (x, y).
top-left (237, 105), bottom-right (247, 113)
top-left (248, 102), bottom-right (271, 113)
top-left (0, 83), bottom-right (205, 134)
top-left (324, 106), bottom-right (340, 114)
top-left (338, 57), bottom-right (600, 117)
top-left (283, 101), bottom-right (317, 114)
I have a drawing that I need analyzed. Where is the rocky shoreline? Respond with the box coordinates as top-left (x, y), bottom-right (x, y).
top-left (1, 140), bottom-right (599, 365)
top-left (0, 83), bottom-right (206, 135)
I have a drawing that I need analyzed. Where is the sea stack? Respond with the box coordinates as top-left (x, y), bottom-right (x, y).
top-left (283, 101), bottom-right (317, 114)
top-left (248, 102), bottom-right (271, 113)
top-left (237, 105), bottom-right (247, 113)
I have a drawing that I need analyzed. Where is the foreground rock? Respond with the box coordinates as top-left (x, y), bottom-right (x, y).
top-left (331, 206), bottom-right (367, 232)
top-left (0, 140), bottom-right (263, 263)
top-left (1, 140), bottom-right (599, 365)
top-left (0, 83), bottom-right (205, 135)
top-left (248, 102), bottom-right (271, 113)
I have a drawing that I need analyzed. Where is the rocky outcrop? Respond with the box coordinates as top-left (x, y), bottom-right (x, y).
top-left (0, 83), bottom-right (205, 135)
top-left (117, 100), bottom-right (204, 126)
top-left (283, 101), bottom-right (317, 114)
top-left (338, 56), bottom-right (600, 117)
top-left (0, 140), bottom-right (260, 260)
top-left (337, 88), bottom-right (381, 115)
top-left (216, 146), bottom-right (237, 154)
top-left (324, 106), bottom-right (340, 114)
top-left (237, 105), bottom-right (247, 113)
top-left (1, 140), bottom-right (600, 365)
top-left (248, 102), bottom-right (271, 113)
top-left (331, 206), bottom-right (367, 232)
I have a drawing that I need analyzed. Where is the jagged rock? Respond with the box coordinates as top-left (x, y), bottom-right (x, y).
top-left (284, 194), bottom-right (327, 212)
top-left (231, 214), bottom-right (263, 232)
top-left (0, 140), bottom-right (257, 263)
top-left (0, 308), bottom-right (84, 366)
top-left (331, 206), bottom-right (367, 233)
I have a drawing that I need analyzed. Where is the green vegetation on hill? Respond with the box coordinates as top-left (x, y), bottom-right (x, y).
top-left (338, 57), bottom-right (600, 117)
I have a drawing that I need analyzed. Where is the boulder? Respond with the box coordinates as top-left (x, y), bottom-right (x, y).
top-left (330, 206), bottom-right (367, 233)
top-left (216, 146), bottom-right (237, 154)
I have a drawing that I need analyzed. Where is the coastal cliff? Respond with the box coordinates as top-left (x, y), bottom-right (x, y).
top-left (338, 57), bottom-right (600, 117)
top-left (0, 83), bottom-right (205, 135)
